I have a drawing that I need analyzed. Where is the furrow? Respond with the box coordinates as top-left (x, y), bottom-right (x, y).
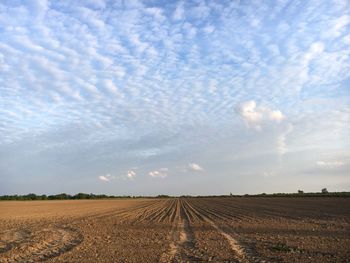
top-left (186, 199), bottom-right (249, 263)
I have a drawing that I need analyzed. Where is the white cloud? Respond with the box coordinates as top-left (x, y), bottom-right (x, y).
top-left (303, 42), bottom-right (325, 63)
top-left (237, 100), bottom-right (263, 123)
top-left (173, 2), bottom-right (184, 20)
top-left (83, 0), bottom-right (106, 10)
top-left (188, 163), bottom-right (204, 172)
top-left (100, 170), bottom-right (136, 181)
top-left (276, 123), bottom-right (294, 157)
top-left (269, 110), bottom-right (284, 122)
top-left (103, 79), bottom-right (119, 95)
top-left (236, 101), bottom-right (293, 159)
top-left (203, 25), bottom-right (215, 34)
top-left (149, 168), bottom-right (168, 178)
top-left (310, 42), bottom-right (325, 55)
top-left (316, 161), bottom-right (345, 168)
top-left (98, 174), bottom-right (111, 182)
top-left (262, 171), bottom-right (275, 177)
top-left (127, 170), bottom-right (136, 179)
top-left (250, 18), bottom-right (260, 28)
top-left (27, 0), bottom-right (49, 18)
top-left (0, 0), bottom-right (349, 195)
top-left (237, 100), bottom-right (285, 129)
top-left (325, 15), bottom-right (350, 38)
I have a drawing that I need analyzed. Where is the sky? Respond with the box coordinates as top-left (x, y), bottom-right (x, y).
top-left (0, 0), bottom-right (349, 196)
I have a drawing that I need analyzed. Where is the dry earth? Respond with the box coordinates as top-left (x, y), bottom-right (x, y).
top-left (0, 197), bottom-right (349, 262)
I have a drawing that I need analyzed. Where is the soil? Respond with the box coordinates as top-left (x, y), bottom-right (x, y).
top-left (0, 197), bottom-right (349, 262)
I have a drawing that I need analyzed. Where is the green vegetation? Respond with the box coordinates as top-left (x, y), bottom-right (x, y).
top-left (0, 191), bottom-right (349, 200)
top-left (196, 192), bottom-right (350, 198)
top-left (0, 191), bottom-right (350, 201)
top-left (0, 193), bottom-right (134, 201)
top-left (156, 195), bottom-right (171, 198)
top-left (239, 192), bottom-right (350, 198)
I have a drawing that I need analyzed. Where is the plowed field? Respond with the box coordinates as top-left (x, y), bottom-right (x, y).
top-left (0, 198), bottom-right (349, 262)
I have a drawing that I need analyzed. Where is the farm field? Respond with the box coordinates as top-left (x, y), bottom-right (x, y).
top-left (0, 198), bottom-right (349, 262)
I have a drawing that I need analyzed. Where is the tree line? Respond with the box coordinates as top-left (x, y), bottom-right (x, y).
top-left (0, 192), bottom-right (349, 201)
top-left (0, 193), bottom-right (139, 200)
top-left (195, 192), bottom-right (350, 198)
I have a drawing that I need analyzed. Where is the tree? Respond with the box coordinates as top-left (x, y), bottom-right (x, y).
top-left (74, 193), bottom-right (90, 199)
top-left (322, 188), bottom-right (328, 194)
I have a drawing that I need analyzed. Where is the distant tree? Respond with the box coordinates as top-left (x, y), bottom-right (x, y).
top-left (25, 193), bottom-right (38, 200)
top-left (322, 188), bottom-right (328, 194)
top-left (298, 190), bottom-right (304, 194)
top-left (47, 193), bottom-right (69, 200)
top-left (74, 193), bottom-right (90, 199)
top-left (157, 195), bottom-right (170, 198)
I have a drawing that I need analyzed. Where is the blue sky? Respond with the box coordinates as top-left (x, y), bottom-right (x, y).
top-left (0, 0), bottom-right (349, 195)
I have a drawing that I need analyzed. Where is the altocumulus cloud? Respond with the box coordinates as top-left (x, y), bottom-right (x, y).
top-left (0, 0), bottom-right (349, 195)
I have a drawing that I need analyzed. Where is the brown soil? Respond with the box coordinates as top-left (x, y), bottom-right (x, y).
top-left (0, 197), bottom-right (349, 262)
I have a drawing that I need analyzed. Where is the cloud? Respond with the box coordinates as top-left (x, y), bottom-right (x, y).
top-left (99, 170), bottom-right (136, 181)
top-left (127, 170), bottom-right (136, 179)
top-left (188, 163), bottom-right (204, 172)
top-left (262, 171), bottom-right (276, 177)
top-left (173, 2), bottom-right (184, 20)
top-left (203, 25), bottom-right (215, 34)
top-left (323, 15), bottom-right (350, 38)
top-left (276, 123), bottom-right (294, 157)
top-left (236, 100), bottom-right (285, 129)
top-left (316, 161), bottom-right (345, 168)
top-left (27, 0), bottom-right (49, 18)
top-left (103, 79), bottom-right (120, 96)
top-left (98, 174), bottom-right (111, 182)
top-left (0, 0), bottom-right (349, 195)
top-left (236, 101), bottom-right (293, 159)
top-left (269, 110), bottom-right (284, 122)
top-left (149, 168), bottom-right (168, 178)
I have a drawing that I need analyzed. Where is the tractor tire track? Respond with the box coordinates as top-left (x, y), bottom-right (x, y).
top-left (0, 226), bottom-right (83, 263)
top-left (0, 200), bottom-right (161, 262)
top-left (159, 199), bottom-right (202, 262)
top-left (159, 199), bottom-right (181, 262)
top-left (184, 199), bottom-right (250, 263)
